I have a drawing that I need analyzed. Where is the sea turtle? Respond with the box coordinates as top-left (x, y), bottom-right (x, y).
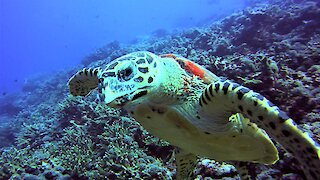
top-left (68, 51), bottom-right (320, 179)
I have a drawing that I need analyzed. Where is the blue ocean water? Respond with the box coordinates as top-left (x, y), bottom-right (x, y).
top-left (0, 0), bottom-right (249, 95)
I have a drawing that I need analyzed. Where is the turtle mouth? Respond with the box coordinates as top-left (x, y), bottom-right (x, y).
top-left (107, 89), bottom-right (148, 108)
top-left (108, 96), bottom-right (129, 108)
top-left (131, 90), bottom-right (148, 101)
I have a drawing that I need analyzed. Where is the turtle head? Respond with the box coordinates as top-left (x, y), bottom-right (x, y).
top-left (98, 51), bottom-right (160, 106)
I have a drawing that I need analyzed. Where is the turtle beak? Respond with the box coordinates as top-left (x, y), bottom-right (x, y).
top-left (107, 90), bottom-right (148, 108)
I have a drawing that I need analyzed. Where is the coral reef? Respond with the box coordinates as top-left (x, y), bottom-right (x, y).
top-left (0, 0), bottom-right (319, 179)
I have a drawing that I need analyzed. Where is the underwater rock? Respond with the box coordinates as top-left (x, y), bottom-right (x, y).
top-left (22, 174), bottom-right (42, 180)
top-left (24, 165), bottom-right (40, 175)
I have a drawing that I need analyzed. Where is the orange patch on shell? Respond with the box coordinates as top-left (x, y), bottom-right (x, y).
top-left (184, 61), bottom-right (205, 79)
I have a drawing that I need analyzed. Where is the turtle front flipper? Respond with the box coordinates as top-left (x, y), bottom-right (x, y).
top-left (199, 80), bottom-right (320, 179)
top-left (175, 148), bottom-right (198, 180)
top-left (68, 68), bottom-right (101, 96)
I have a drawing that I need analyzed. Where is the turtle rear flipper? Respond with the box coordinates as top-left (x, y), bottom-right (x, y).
top-left (199, 80), bottom-right (320, 179)
top-left (68, 68), bottom-right (101, 96)
top-left (175, 148), bottom-right (197, 180)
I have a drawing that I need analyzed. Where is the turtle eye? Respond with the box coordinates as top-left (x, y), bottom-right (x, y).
top-left (117, 66), bottom-right (133, 82)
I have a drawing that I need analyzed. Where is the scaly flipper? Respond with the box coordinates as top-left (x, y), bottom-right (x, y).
top-left (175, 148), bottom-right (198, 180)
top-left (230, 114), bottom-right (268, 180)
top-left (68, 68), bottom-right (101, 96)
top-left (199, 80), bottom-right (320, 179)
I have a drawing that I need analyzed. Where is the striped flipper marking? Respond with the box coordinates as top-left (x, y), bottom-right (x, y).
top-left (68, 68), bottom-right (100, 96)
top-left (199, 80), bottom-right (320, 180)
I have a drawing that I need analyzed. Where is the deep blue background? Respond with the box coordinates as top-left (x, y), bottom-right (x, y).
top-left (0, 0), bottom-right (249, 94)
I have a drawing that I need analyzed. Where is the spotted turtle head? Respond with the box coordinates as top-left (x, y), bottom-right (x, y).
top-left (98, 51), bottom-right (161, 106)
